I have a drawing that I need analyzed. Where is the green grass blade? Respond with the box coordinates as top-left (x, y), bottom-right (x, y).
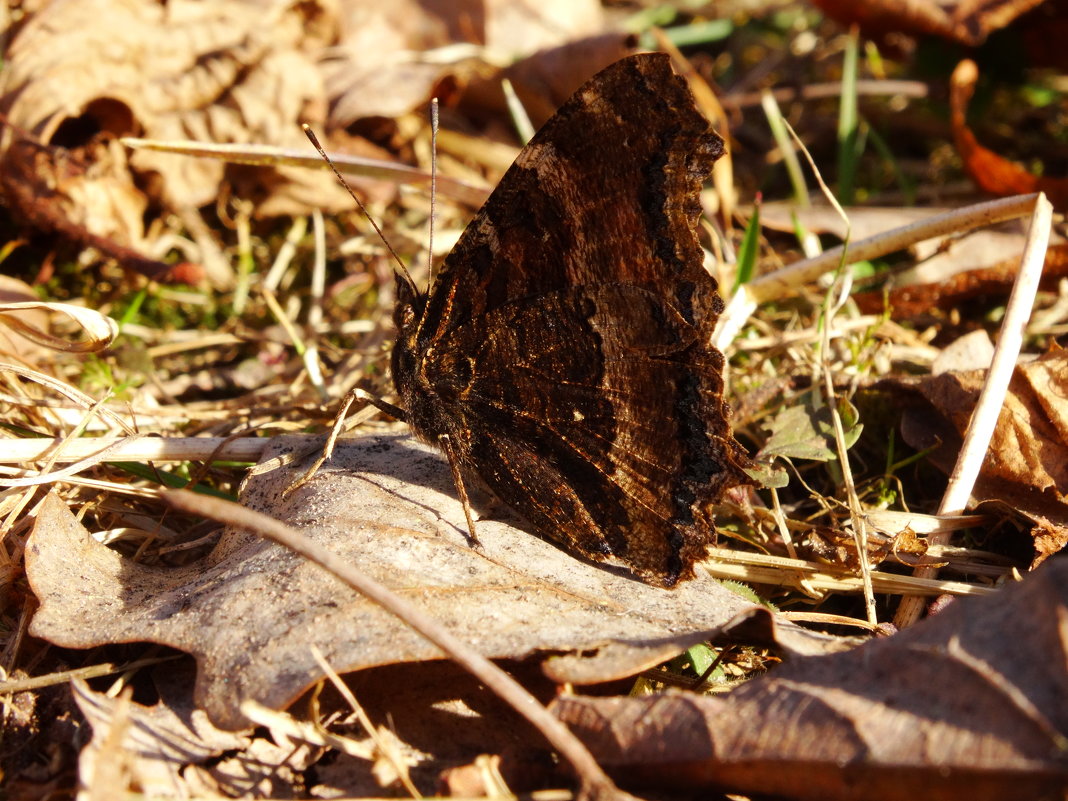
top-left (837, 28), bottom-right (860, 205)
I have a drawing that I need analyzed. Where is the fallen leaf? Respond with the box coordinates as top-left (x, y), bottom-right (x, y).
top-left (854, 243), bottom-right (1068, 319)
top-left (544, 605), bottom-right (859, 686)
top-left (27, 434), bottom-right (763, 731)
top-left (761, 203), bottom-right (1068, 321)
top-left (325, 0), bottom-right (608, 128)
top-left (468, 34), bottom-right (635, 128)
top-left (932, 329), bottom-right (995, 374)
top-left (72, 666), bottom-right (250, 798)
top-left (951, 59), bottom-right (1068, 210)
top-left (898, 345), bottom-right (1068, 564)
top-left (554, 559), bottom-right (1068, 801)
top-left (0, 301), bottom-right (118, 354)
top-left (0, 0), bottom-right (622, 284)
top-left (0, 136), bottom-right (204, 284)
top-left (0, 0), bottom-right (348, 253)
top-left (810, 0), bottom-right (1048, 48)
top-left (73, 659), bottom-right (421, 797)
top-left (0, 276), bottom-right (51, 362)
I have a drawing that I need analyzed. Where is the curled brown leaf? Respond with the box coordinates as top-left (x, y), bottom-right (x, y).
top-left (951, 59), bottom-right (1068, 210)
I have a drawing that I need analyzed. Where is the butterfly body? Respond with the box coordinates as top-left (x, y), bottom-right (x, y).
top-left (392, 53), bottom-right (751, 587)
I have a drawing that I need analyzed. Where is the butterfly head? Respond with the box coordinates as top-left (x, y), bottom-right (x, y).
top-left (392, 268), bottom-right (450, 444)
top-left (391, 266), bottom-right (424, 371)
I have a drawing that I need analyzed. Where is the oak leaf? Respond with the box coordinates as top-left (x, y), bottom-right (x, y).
top-left (555, 559), bottom-right (1068, 801)
top-left (26, 434), bottom-right (767, 731)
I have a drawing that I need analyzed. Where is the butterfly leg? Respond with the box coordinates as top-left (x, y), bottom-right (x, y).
top-left (438, 433), bottom-right (481, 548)
top-left (352, 387), bottom-right (408, 423)
top-left (285, 387), bottom-right (408, 496)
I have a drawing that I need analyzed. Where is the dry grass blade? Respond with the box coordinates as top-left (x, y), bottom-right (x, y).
top-left (0, 302), bottom-right (118, 353)
top-left (702, 549), bottom-right (999, 598)
top-left (1, 434), bottom-right (151, 488)
top-left (784, 113), bottom-right (879, 625)
top-left (0, 436), bottom-right (267, 465)
top-left (713, 193), bottom-right (1041, 349)
top-left (308, 646), bottom-right (422, 797)
top-left (121, 137), bottom-right (491, 206)
top-left (894, 192), bottom-right (1054, 628)
top-left (0, 656), bottom-right (177, 694)
top-left (0, 362), bottom-right (135, 434)
top-left (240, 700), bottom-right (379, 760)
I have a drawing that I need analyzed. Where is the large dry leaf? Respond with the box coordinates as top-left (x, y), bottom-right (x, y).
top-left (554, 558), bottom-right (1068, 801)
top-left (325, 0), bottom-right (607, 127)
top-left (0, 0), bottom-right (347, 240)
top-left (26, 434), bottom-right (767, 731)
top-left (899, 346), bottom-right (1068, 563)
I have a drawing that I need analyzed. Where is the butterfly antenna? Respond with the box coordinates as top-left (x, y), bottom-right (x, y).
top-left (427, 97), bottom-right (439, 283)
top-left (302, 124), bottom-right (412, 285)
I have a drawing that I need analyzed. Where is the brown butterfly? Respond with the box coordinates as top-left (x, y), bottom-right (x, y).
top-left (391, 53), bottom-right (751, 588)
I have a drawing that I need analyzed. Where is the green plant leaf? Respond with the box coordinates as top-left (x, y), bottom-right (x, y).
top-left (759, 393), bottom-right (863, 463)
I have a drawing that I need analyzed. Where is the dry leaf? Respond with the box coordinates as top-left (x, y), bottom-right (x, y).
top-left (325, 0), bottom-right (607, 128)
top-left (1, 0), bottom-right (617, 281)
top-left (479, 34), bottom-right (636, 128)
top-left (932, 329), bottom-right (995, 374)
top-left (73, 666), bottom-right (250, 799)
top-left (27, 434), bottom-right (765, 731)
top-left (855, 244), bottom-right (1068, 318)
top-left (545, 605), bottom-right (859, 686)
top-left (760, 203), bottom-right (1068, 320)
top-left (0, 0), bottom-right (347, 251)
top-left (0, 301), bottom-right (118, 354)
top-left (554, 558), bottom-right (1068, 801)
top-left (899, 346), bottom-right (1068, 564)
top-left (951, 59), bottom-right (1068, 210)
top-left (810, 0), bottom-right (1048, 47)
top-left (0, 276), bottom-right (51, 362)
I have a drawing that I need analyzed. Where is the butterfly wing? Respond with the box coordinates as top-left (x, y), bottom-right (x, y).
top-left (393, 53), bottom-right (750, 586)
top-left (411, 53), bottom-right (724, 349)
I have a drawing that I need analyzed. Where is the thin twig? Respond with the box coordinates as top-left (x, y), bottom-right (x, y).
top-left (893, 193), bottom-right (1052, 628)
top-left (0, 362), bottom-right (136, 434)
top-left (0, 656), bottom-right (178, 694)
top-left (785, 115), bottom-right (877, 624)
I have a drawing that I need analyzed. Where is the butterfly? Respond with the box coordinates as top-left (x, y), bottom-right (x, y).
top-left (391, 53), bottom-right (751, 588)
